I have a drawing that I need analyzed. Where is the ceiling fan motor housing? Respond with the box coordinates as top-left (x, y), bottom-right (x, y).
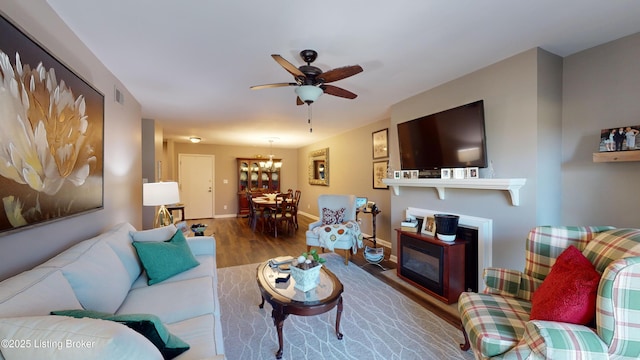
top-left (298, 65), bottom-right (322, 84)
top-left (300, 49), bottom-right (318, 64)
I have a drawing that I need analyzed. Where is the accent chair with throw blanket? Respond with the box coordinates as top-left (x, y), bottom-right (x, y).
top-left (306, 194), bottom-right (364, 265)
top-left (458, 226), bottom-right (640, 359)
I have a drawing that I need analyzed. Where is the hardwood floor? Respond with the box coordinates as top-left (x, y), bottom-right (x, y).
top-left (186, 213), bottom-right (396, 269)
top-left (184, 214), bottom-right (461, 329)
top-left (188, 214), bottom-right (312, 268)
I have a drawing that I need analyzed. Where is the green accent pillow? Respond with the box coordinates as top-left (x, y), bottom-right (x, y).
top-left (51, 309), bottom-right (189, 359)
top-left (132, 229), bottom-right (200, 285)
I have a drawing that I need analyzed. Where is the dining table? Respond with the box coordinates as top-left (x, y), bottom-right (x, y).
top-left (252, 195), bottom-right (293, 237)
top-left (252, 195), bottom-right (292, 208)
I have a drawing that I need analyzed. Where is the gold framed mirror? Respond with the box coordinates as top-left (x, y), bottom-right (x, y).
top-left (308, 148), bottom-right (329, 186)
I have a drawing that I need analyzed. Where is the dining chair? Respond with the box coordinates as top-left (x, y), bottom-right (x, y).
top-left (292, 190), bottom-right (301, 229)
top-left (247, 194), bottom-right (268, 233)
top-left (272, 194), bottom-right (295, 237)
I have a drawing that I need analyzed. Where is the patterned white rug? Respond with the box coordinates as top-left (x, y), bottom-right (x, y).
top-left (218, 253), bottom-right (473, 360)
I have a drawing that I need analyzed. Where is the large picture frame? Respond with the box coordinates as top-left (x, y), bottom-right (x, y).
top-left (0, 14), bottom-right (104, 235)
top-left (372, 160), bottom-right (388, 189)
top-left (372, 128), bottom-right (388, 159)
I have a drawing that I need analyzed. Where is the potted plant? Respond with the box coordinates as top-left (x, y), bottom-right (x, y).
top-left (290, 249), bottom-right (326, 291)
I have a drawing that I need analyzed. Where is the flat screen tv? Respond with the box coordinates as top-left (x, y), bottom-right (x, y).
top-left (398, 100), bottom-right (487, 172)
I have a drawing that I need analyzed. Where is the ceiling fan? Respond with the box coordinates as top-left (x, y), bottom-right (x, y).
top-left (250, 49), bottom-right (363, 105)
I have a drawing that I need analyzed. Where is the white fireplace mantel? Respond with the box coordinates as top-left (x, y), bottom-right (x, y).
top-left (382, 178), bottom-right (527, 206)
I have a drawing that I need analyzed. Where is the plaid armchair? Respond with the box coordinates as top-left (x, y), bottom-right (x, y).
top-left (458, 226), bottom-right (640, 359)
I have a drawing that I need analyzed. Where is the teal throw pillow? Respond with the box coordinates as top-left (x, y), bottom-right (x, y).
top-left (133, 229), bottom-right (200, 285)
top-left (51, 309), bottom-right (189, 359)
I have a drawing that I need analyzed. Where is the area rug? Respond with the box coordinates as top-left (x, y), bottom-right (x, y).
top-left (218, 253), bottom-right (473, 360)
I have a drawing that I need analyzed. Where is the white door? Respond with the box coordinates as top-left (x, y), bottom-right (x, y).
top-left (179, 154), bottom-right (214, 219)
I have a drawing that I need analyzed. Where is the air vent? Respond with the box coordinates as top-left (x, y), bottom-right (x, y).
top-left (114, 86), bottom-right (124, 105)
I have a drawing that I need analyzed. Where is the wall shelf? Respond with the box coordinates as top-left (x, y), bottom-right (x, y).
top-left (382, 178), bottom-right (527, 206)
top-left (593, 151), bottom-right (640, 163)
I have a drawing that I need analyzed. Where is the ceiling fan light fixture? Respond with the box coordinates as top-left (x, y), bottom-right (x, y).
top-left (189, 136), bottom-right (202, 143)
top-left (295, 85), bottom-right (323, 104)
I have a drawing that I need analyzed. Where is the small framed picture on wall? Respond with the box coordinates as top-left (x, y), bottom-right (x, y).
top-left (373, 160), bottom-right (389, 189)
top-left (372, 128), bottom-right (389, 159)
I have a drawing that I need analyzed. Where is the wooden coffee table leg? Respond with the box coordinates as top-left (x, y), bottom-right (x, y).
top-left (335, 296), bottom-right (344, 340)
top-left (271, 305), bottom-right (287, 359)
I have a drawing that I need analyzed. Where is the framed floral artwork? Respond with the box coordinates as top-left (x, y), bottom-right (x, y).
top-left (373, 161), bottom-right (388, 189)
top-left (372, 128), bottom-right (388, 159)
top-left (0, 14), bottom-right (104, 235)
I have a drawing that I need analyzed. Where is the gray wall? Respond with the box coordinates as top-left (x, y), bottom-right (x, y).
top-left (296, 119), bottom-right (392, 247)
top-left (0, 1), bottom-right (143, 280)
top-left (387, 48), bottom-right (563, 271)
top-left (562, 32), bottom-right (640, 226)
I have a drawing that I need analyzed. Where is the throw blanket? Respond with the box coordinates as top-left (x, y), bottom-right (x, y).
top-left (311, 220), bottom-right (364, 253)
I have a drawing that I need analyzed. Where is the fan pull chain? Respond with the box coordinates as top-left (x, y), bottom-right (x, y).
top-left (307, 104), bottom-right (313, 133)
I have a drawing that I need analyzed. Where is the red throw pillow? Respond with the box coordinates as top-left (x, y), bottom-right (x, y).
top-left (530, 245), bottom-right (601, 325)
top-left (321, 207), bottom-right (346, 225)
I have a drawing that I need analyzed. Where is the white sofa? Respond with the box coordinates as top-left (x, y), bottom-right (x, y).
top-left (0, 222), bottom-right (224, 360)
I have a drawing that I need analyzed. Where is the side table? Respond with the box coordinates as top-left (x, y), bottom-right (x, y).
top-left (357, 207), bottom-right (385, 269)
top-left (166, 205), bottom-right (185, 222)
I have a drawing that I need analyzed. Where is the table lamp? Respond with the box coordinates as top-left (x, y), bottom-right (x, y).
top-left (143, 182), bottom-right (180, 227)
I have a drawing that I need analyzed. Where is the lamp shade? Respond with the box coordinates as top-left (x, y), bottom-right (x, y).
top-left (143, 182), bottom-right (180, 206)
top-left (295, 85), bottom-right (323, 103)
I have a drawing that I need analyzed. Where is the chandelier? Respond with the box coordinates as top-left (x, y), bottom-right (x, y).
top-left (260, 139), bottom-right (282, 172)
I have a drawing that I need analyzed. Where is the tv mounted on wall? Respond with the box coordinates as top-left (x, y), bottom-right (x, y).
top-left (397, 100), bottom-right (487, 175)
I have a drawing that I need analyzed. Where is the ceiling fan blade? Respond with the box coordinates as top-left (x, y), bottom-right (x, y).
top-left (296, 97), bottom-right (304, 106)
top-left (321, 85), bottom-right (358, 99)
top-left (250, 82), bottom-right (297, 90)
top-left (271, 54), bottom-right (305, 78)
top-left (318, 65), bottom-right (363, 83)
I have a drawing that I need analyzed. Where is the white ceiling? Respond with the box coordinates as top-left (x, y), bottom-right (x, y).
top-left (47, 0), bottom-right (640, 149)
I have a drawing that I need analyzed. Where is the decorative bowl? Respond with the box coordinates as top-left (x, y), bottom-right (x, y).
top-left (264, 193), bottom-right (278, 202)
top-left (190, 224), bottom-right (207, 236)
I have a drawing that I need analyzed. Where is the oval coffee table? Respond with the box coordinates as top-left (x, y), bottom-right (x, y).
top-left (256, 261), bottom-right (344, 359)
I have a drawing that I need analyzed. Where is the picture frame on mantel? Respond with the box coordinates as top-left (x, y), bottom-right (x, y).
top-left (372, 128), bottom-right (389, 159)
top-left (372, 160), bottom-right (389, 189)
top-left (0, 14), bottom-right (105, 236)
top-left (422, 215), bottom-right (436, 236)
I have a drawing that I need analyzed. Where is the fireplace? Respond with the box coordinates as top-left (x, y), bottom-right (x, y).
top-left (397, 231), bottom-right (467, 304)
top-left (405, 207), bottom-right (492, 293)
top-left (400, 235), bottom-right (444, 295)
top-left (399, 226), bottom-right (480, 293)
